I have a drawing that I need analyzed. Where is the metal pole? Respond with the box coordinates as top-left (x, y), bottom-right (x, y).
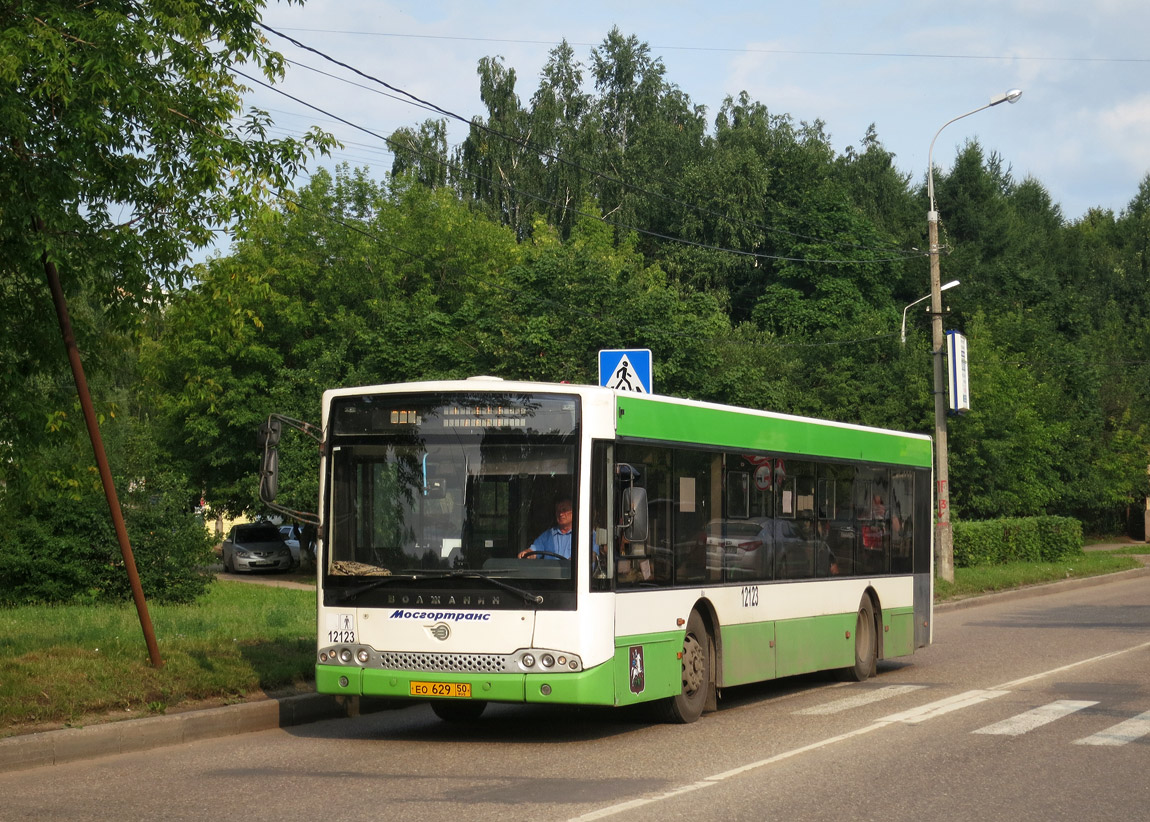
top-left (37, 222), bottom-right (164, 668)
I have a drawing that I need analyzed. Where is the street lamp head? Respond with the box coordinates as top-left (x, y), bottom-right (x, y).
top-left (991, 88), bottom-right (1023, 106)
top-left (941, 279), bottom-right (960, 292)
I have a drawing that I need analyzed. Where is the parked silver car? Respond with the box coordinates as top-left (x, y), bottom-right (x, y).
top-left (278, 524), bottom-right (302, 568)
top-left (221, 523), bottom-right (293, 573)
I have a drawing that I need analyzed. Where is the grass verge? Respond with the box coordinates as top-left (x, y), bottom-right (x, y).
top-left (0, 580), bottom-right (315, 737)
top-left (935, 550), bottom-right (1143, 601)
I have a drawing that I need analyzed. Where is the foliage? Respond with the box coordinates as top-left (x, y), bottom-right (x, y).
top-left (0, 287), bottom-right (214, 605)
top-left (953, 517), bottom-right (1084, 567)
top-left (154, 167), bottom-right (525, 513)
top-left (0, 479), bottom-right (214, 607)
top-left (1, 1), bottom-right (336, 603)
top-left (0, 0), bottom-right (333, 499)
top-left (7, 24), bottom-right (1150, 556)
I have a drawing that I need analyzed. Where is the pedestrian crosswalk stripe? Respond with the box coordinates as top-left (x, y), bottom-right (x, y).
top-left (878, 689), bottom-right (1010, 725)
top-left (1074, 709), bottom-right (1150, 746)
top-left (973, 699), bottom-right (1098, 736)
top-left (795, 685), bottom-right (927, 716)
top-left (790, 683), bottom-right (1150, 747)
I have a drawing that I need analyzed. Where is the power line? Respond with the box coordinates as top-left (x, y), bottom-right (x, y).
top-left (237, 68), bottom-right (922, 266)
top-left (271, 28), bottom-right (1150, 64)
top-left (258, 24), bottom-right (925, 261)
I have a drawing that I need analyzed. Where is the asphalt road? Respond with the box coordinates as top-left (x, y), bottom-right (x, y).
top-left (3, 572), bottom-right (1148, 822)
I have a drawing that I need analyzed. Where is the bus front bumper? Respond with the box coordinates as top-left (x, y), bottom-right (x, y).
top-left (316, 662), bottom-right (618, 706)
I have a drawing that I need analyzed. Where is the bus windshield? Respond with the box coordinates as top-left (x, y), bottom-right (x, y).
top-left (325, 392), bottom-right (580, 588)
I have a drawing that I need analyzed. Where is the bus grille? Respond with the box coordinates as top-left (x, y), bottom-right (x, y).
top-left (379, 652), bottom-right (511, 673)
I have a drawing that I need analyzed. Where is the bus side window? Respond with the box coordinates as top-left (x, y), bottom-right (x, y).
top-left (616, 446), bottom-right (675, 587)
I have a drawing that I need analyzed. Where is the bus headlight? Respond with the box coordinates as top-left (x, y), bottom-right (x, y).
top-left (517, 649), bottom-right (581, 671)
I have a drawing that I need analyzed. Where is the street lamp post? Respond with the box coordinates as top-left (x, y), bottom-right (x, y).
top-left (902, 280), bottom-right (959, 345)
top-left (927, 89), bottom-right (1021, 583)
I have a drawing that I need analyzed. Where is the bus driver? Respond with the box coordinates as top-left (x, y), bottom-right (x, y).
top-left (519, 498), bottom-right (574, 560)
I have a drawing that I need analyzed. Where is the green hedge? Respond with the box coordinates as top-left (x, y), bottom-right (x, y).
top-left (953, 516), bottom-right (1084, 567)
top-left (0, 484), bottom-right (215, 607)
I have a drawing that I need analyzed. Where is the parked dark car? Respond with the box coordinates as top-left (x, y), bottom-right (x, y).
top-left (221, 522), bottom-right (294, 573)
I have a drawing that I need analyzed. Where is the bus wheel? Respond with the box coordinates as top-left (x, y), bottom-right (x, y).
top-left (430, 699), bottom-right (487, 722)
top-left (661, 610), bottom-right (710, 723)
top-left (841, 596), bottom-right (877, 682)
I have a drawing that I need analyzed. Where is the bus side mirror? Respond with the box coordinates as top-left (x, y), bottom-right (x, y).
top-left (259, 446), bottom-right (279, 504)
top-left (619, 486), bottom-right (648, 543)
top-left (255, 413), bottom-right (321, 526)
top-left (258, 419), bottom-right (283, 504)
top-left (258, 419), bottom-right (283, 448)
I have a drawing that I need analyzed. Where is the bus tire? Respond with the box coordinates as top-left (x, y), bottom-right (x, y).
top-left (841, 596), bottom-right (877, 681)
top-left (660, 609), bottom-right (710, 724)
top-left (430, 699), bottom-right (487, 722)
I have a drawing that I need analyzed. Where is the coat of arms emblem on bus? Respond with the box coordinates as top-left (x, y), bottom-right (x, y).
top-left (629, 646), bottom-right (645, 694)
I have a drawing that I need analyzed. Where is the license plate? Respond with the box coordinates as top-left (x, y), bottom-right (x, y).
top-left (410, 681), bottom-right (471, 698)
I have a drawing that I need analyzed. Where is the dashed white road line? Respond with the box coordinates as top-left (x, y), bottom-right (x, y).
top-left (974, 700), bottom-right (1098, 736)
top-left (1075, 710), bottom-right (1150, 746)
top-left (877, 689), bottom-right (1009, 725)
top-left (794, 684), bottom-right (927, 715)
top-left (566, 639), bottom-right (1150, 822)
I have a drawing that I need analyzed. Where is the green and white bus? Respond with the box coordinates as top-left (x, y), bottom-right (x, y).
top-left (270, 377), bottom-right (933, 723)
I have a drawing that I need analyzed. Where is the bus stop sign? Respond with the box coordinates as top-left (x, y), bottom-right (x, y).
top-left (599, 349), bottom-right (652, 394)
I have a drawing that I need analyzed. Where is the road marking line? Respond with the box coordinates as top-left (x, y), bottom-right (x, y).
top-left (1074, 710), bottom-right (1150, 746)
top-left (795, 685), bottom-right (928, 715)
top-left (993, 639), bottom-right (1150, 690)
top-left (567, 639), bottom-right (1150, 822)
top-left (567, 723), bottom-right (887, 821)
top-left (877, 689), bottom-right (1010, 725)
top-left (974, 700), bottom-right (1098, 736)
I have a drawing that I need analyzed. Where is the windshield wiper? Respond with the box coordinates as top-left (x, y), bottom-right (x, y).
top-left (336, 573), bottom-right (419, 602)
top-left (334, 570), bottom-right (543, 606)
top-left (417, 570), bottom-right (544, 606)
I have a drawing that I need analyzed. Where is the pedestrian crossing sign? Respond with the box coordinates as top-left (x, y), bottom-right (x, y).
top-left (599, 349), bottom-right (653, 394)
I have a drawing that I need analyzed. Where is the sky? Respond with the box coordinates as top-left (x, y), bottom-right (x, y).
top-left (243, 0), bottom-right (1150, 232)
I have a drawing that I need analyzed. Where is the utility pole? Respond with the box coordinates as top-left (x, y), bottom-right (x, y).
top-left (925, 89), bottom-right (1022, 584)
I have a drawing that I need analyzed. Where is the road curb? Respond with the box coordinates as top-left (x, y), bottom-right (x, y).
top-left (0, 692), bottom-right (393, 774)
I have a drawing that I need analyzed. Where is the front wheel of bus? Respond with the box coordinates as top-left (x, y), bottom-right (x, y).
top-left (841, 596), bottom-right (877, 682)
top-left (661, 610), bottom-right (710, 724)
top-left (430, 699), bottom-right (487, 722)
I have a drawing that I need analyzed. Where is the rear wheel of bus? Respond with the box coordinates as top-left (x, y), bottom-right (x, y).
top-left (840, 595), bottom-right (878, 681)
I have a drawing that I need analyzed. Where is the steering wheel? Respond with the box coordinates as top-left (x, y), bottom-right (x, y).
top-left (520, 550), bottom-right (569, 561)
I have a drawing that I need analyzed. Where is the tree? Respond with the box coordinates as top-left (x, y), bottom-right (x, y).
top-left (389, 119), bottom-right (450, 190)
top-left (156, 167), bottom-right (523, 514)
top-left (1, 0), bottom-right (333, 451)
top-left (459, 56), bottom-right (537, 237)
top-left (0, 1), bottom-right (333, 611)
top-left (527, 40), bottom-right (593, 238)
top-left (947, 312), bottom-right (1066, 519)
